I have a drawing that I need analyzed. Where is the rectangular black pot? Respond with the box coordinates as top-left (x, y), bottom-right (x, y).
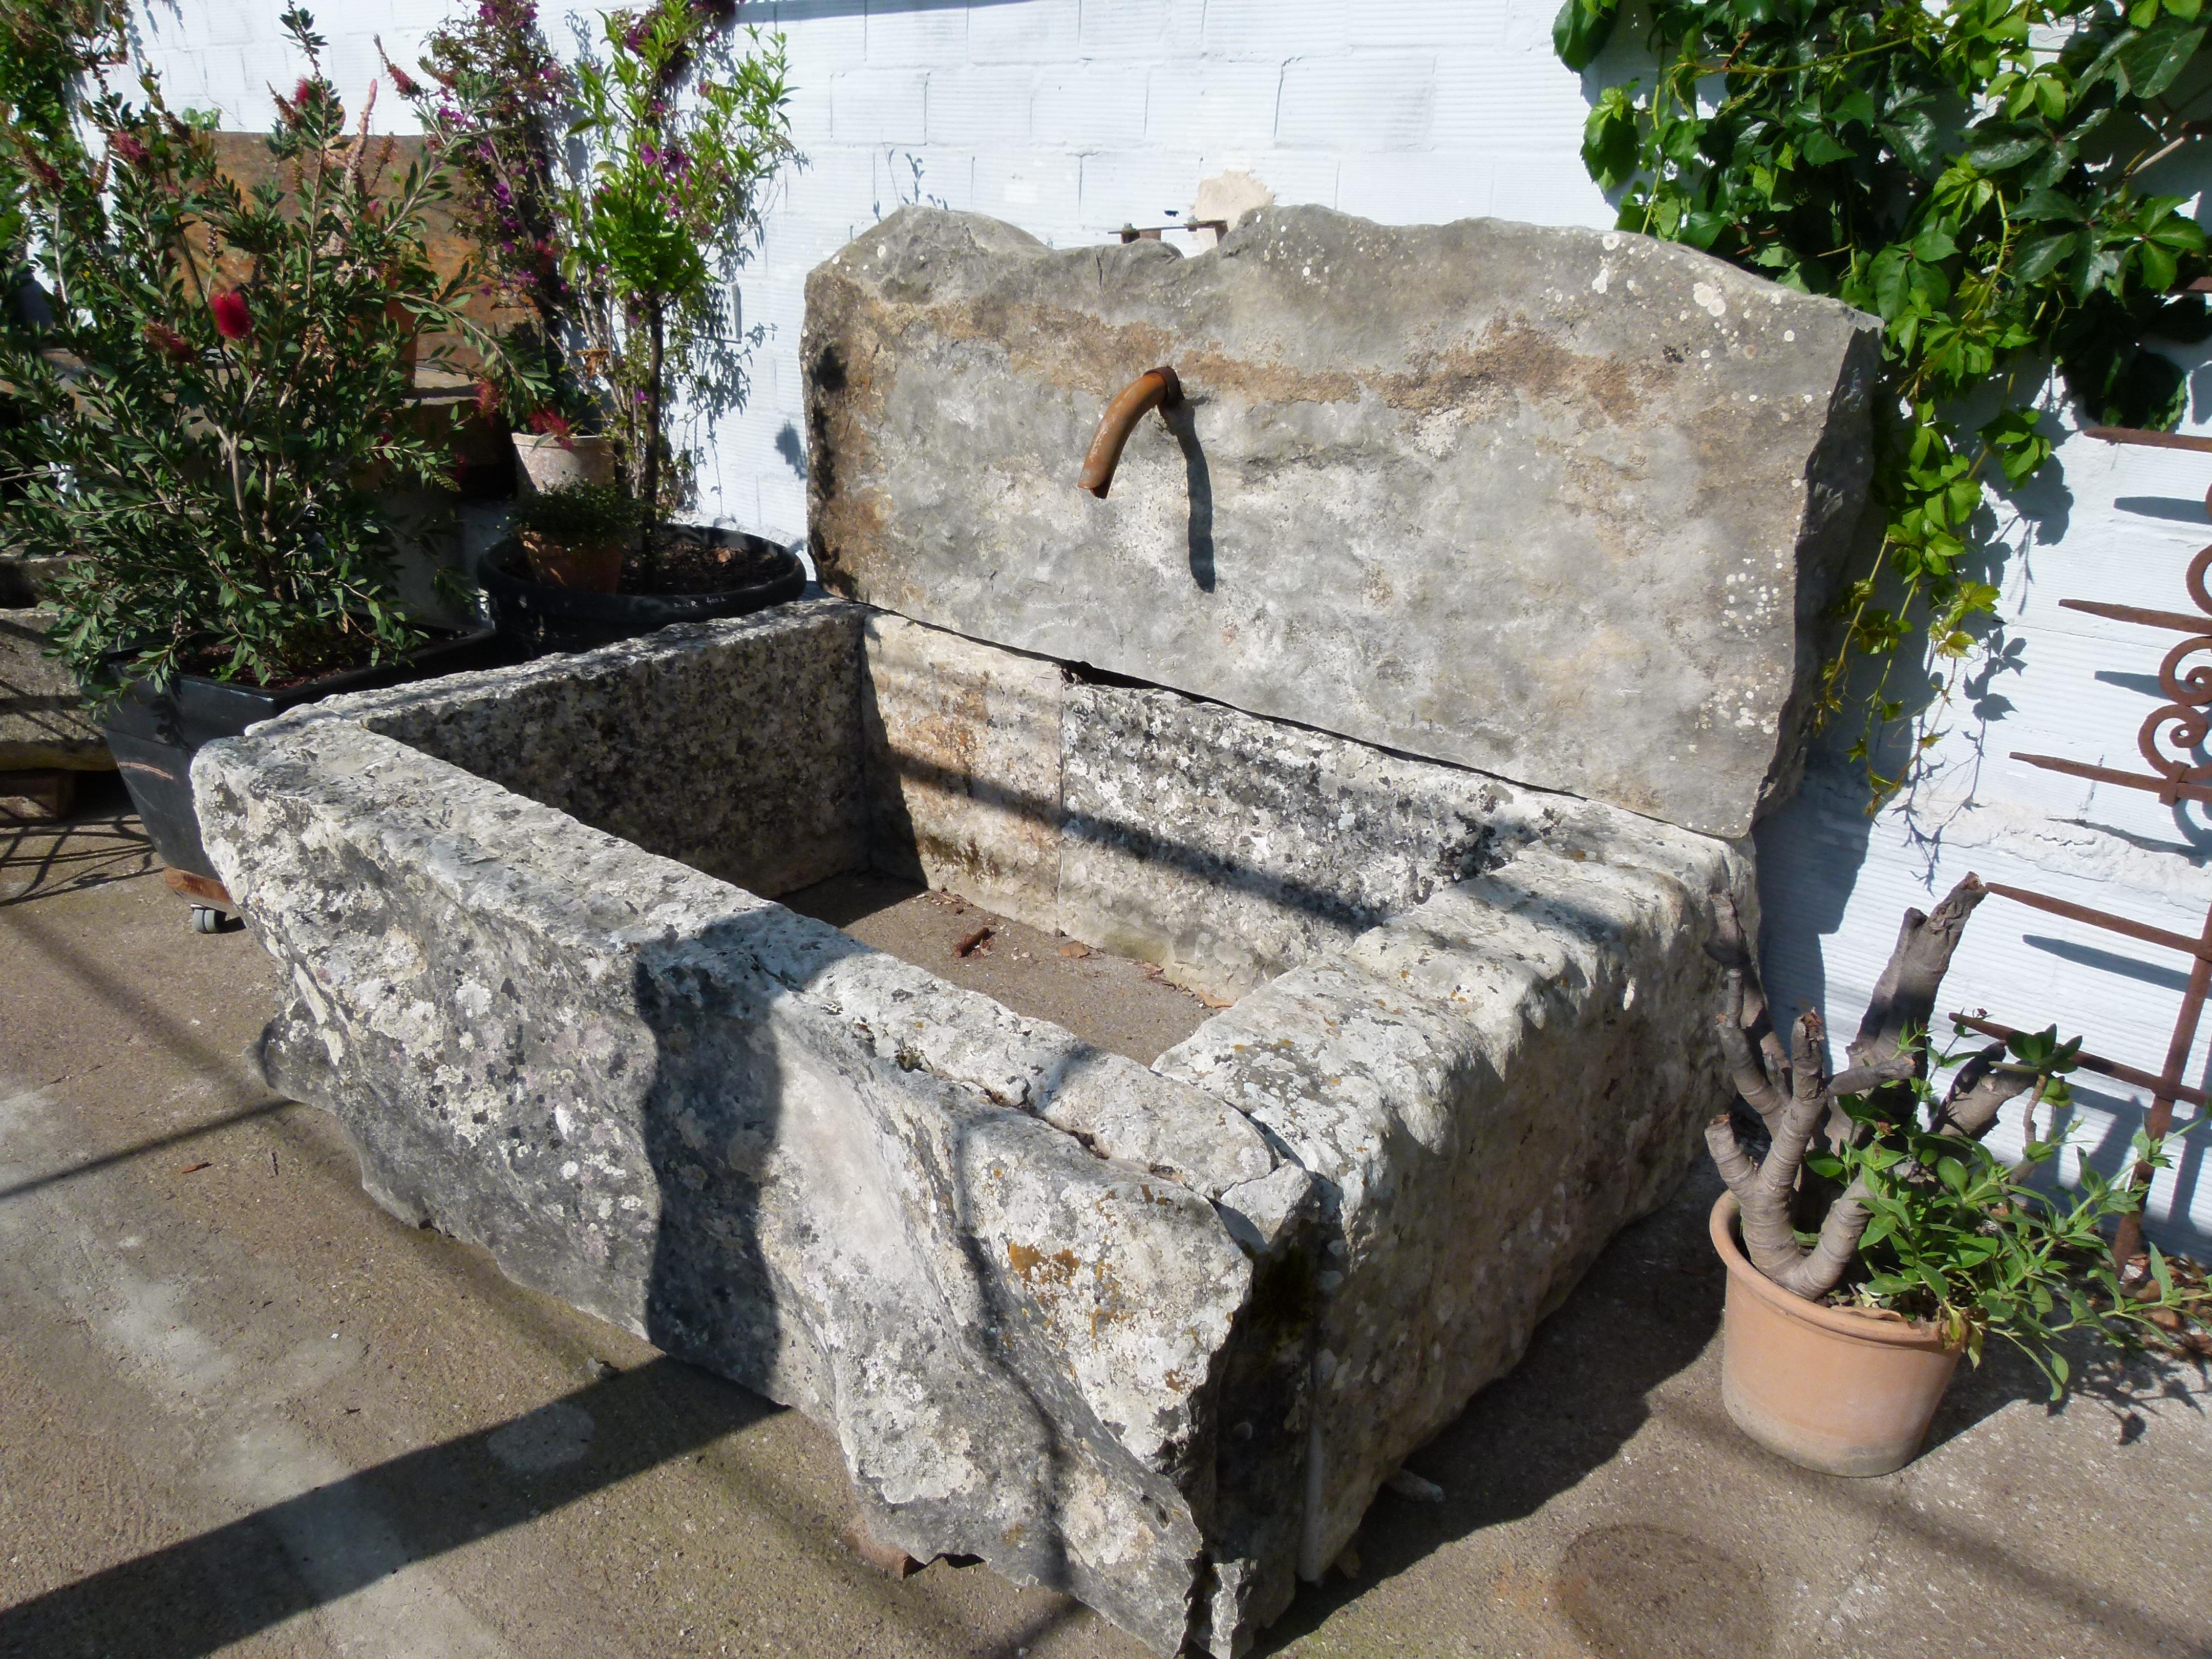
top-left (97, 628), bottom-right (507, 882)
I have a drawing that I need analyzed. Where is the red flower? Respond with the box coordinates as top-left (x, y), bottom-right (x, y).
top-left (526, 409), bottom-right (572, 438)
top-left (209, 289), bottom-right (251, 341)
top-left (387, 62), bottom-right (421, 99)
top-left (474, 378), bottom-right (501, 416)
top-left (109, 130), bottom-right (149, 166)
top-left (142, 321), bottom-right (195, 363)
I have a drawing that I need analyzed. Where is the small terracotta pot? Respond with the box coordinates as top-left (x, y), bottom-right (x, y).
top-left (513, 432), bottom-right (616, 496)
top-left (1710, 1194), bottom-right (1962, 1476)
top-left (519, 531), bottom-right (624, 594)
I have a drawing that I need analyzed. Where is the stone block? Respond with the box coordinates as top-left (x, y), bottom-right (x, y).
top-left (861, 612), bottom-right (1065, 931)
top-left (802, 205), bottom-right (1880, 837)
top-left (1057, 675), bottom-right (1738, 1005)
top-left (272, 602), bottom-right (869, 899)
top-left (0, 608), bottom-right (109, 772)
top-left (196, 714), bottom-right (1263, 1658)
top-left (1157, 836), bottom-right (1744, 1584)
top-left (196, 604), bottom-right (1743, 1657)
top-left (1059, 678), bottom-right (1503, 1001)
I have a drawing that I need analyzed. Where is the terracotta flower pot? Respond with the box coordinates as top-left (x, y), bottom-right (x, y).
top-left (513, 432), bottom-right (616, 496)
top-left (1710, 1194), bottom-right (1962, 1476)
top-left (519, 531), bottom-right (624, 594)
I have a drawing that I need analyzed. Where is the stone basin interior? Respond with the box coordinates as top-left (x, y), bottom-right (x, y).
top-left (342, 595), bottom-right (1550, 1046)
top-left (780, 873), bottom-right (1217, 1065)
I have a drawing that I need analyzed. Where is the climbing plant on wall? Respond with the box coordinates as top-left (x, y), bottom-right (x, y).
top-left (1557, 0), bottom-right (2212, 804)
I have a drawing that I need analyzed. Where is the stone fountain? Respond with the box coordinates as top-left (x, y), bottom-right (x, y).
top-left (195, 206), bottom-right (1876, 1655)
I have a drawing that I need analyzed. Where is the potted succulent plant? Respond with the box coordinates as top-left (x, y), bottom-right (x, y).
top-left (1704, 876), bottom-right (2205, 1475)
top-left (401, 0), bottom-right (804, 650)
top-left (512, 482), bottom-right (636, 592)
top-left (0, 6), bottom-right (529, 915)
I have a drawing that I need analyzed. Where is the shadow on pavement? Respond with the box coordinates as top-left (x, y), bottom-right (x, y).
top-left (0, 1356), bottom-right (777, 1659)
top-left (1252, 1167), bottom-right (1733, 1654)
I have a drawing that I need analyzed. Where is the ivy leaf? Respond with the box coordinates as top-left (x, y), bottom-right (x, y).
top-left (2072, 240), bottom-right (2126, 299)
top-left (1881, 105), bottom-right (1945, 176)
top-left (2015, 187), bottom-right (2089, 223)
top-left (1963, 123), bottom-right (2048, 173)
top-left (2139, 239), bottom-right (2180, 295)
top-left (1870, 244), bottom-right (1915, 318)
top-left (1554, 0), bottom-right (1622, 72)
top-left (1833, 90), bottom-right (1880, 130)
top-left (1801, 126), bottom-right (1855, 166)
top-left (1912, 223), bottom-right (1959, 261)
top-left (2120, 18), bottom-right (2207, 99)
top-left (2014, 230), bottom-right (2078, 283)
top-left (1681, 208), bottom-right (1729, 249)
top-left (1582, 85), bottom-right (1642, 189)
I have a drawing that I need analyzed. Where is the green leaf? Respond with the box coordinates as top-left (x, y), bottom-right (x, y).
top-left (1913, 223), bottom-right (1959, 261)
top-left (2015, 187), bottom-right (2089, 224)
top-left (1870, 244), bottom-right (1915, 318)
top-left (1553, 0), bottom-right (1621, 72)
top-left (1582, 86), bottom-right (1642, 189)
top-left (2140, 240), bottom-right (2180, 295)
top-left (2014, 231), bottom-right (2079, 284)
top-left (1882, 106), bottom-right (1945, 176)
top-left (2121, 18), bottom-right (2208, 100)
top-left (1801, 127), bottom-right (1855, 167)
top-left (1963, 124), bottom-right (2047, 173)
top-left (1833, 90), bottom-right (1879, 130)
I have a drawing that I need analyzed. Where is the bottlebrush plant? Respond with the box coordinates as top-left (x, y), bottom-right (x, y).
top-left (0, 6), bottom-right (533, 692)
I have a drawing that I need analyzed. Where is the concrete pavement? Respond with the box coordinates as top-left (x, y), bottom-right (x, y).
top-left (3, 793), bottom-right (2206, 1658)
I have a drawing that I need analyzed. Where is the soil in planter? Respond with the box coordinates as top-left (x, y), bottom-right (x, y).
top-left (627, 527), bottom-right (790, 595)
top-left (780, 873), bottom-right (1225, 1066)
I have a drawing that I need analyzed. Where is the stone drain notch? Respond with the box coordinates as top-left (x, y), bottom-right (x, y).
top-left (198, 206), bottom-right (1874, 1656)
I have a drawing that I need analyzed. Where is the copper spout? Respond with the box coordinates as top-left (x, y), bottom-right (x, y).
top-left (1078, 365), bottom-right (1183, 498)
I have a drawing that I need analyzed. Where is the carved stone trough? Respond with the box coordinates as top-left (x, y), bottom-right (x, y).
top-left (195, 206), bottom-right (1876, 1655)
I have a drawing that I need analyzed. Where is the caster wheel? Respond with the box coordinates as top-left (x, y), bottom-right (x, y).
top-left (191, 905), bottom-right (226, 933)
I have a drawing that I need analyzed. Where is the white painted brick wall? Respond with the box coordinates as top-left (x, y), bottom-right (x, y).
top-left (135, 0), bottom-right (2212, 1250)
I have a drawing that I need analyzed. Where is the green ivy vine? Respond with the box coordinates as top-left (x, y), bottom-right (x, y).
top-left (1557, 0), bottom-right (2212, 804)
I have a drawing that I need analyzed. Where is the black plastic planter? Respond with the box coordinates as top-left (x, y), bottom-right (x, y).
top-left (97, 627), bottom-right (506, 885)
top-left (480, 528), bottom-right (806, 654)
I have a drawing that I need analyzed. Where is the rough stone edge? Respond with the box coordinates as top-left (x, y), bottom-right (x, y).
top-left (193, 714), bottom-right (1267, 1653)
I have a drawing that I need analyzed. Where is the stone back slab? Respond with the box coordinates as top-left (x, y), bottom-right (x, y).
top-left (804, 205), bottom-right (1879, 839)
top-left (197, 602), bottom-right (1745, 1655)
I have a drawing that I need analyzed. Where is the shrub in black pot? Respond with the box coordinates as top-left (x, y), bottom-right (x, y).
top-left (401, 0), bottom-right (805, 652)
top-left (0, 8), bottom-right (531, 892)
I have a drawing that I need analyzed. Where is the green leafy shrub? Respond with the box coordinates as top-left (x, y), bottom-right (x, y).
top-left (1813, 1025), bottom-right (2201, 1392)
top-left (0, 6), bottom-right (528, 693)
top-left (1558, 0), bottom-right (2212, 802)
top-left (1709, 880), bottom-right (2206, 1399)
top-left (513, 481), bottom-right (639, 541)
top-left (559, 0), bottom-right (796, 535)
